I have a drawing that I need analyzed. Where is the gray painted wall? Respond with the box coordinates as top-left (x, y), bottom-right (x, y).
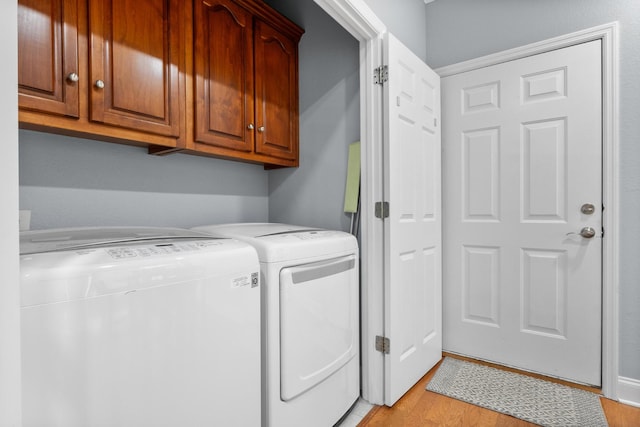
top-left (424, 0), bottom-right (640, 380)
top-left (364, 0), bottom-right (428, 62)
top-left (265, 0), bottom-right (428, 232)
top-left (19, 130), bottom-right (269, 229)
top-left (265, 0), bottom-right (360, 231)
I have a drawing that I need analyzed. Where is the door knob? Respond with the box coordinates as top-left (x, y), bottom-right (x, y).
top-left (566, 227), bottom-right (597, 239)
top-left (247, 124), bottom-right (254, 130)
top-left (94, 80), bottom-right (105, 89)
top-left (66, 72), bottom-right (79, 83)
top-left (257, 126), bottom-right (265, 133)
top-left (579, 227), bottom-right (596, 238)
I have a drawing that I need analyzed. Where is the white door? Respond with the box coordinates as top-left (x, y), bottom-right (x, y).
top-left (383, 33), bottom-right (442, 405)
top-left (442, 40), bottom-right (602, 385)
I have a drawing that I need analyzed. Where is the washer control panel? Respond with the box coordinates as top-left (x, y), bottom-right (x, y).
top-left (104, 240), bottom-right (223, 260)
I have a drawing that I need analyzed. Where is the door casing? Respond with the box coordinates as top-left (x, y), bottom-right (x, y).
top-left (311, 0), bottom-right (620, 402)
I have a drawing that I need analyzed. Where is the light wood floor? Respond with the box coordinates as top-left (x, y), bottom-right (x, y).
top-left (358, 354), bottom-right (640, 427)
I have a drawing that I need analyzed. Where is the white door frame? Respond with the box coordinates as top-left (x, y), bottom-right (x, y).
top-left (312, 0), bottom-right (620, 402)
top-left (0, 0), bottom-right (21, 423)
top-left (312, 0), bottom-right (386, 404)
top-left (436, 22), bottom-right (620, 400)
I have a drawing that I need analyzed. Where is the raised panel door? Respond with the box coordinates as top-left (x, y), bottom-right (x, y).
top-left (442, 41), bottom-right (602, 385)
top-left (194, 0), bottom-right (254, 152)
top-left (254, 19), bottom-right (298, 162)
top-left (384, 33), bottom-right (442, 406)
top-left (18, 0), bottom-right (79, 118)
top-left (89, 0), bottom-right (182, 137)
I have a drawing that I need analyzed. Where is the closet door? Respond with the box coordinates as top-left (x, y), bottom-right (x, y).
top-left (383, 33), bottom-right (442, 406)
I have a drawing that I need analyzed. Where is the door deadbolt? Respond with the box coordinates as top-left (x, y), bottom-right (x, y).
top-left (581, 203), bottom-right (595, 215)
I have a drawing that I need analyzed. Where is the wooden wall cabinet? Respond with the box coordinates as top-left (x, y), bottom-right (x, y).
top-left (88, 0), bottom-right (184, 138)
top-left (18, 0), bottom-right (303, 167)
top-left (253, 19), bottom-right (299, 163)
top-left (193, 0), bottom-right (254, 153)
top-left (18, 0), bottom-right (185, 149)
top-left (189, 0), bottom-right (303, 167)
top-left (18, 0), bottom-right (80, 118)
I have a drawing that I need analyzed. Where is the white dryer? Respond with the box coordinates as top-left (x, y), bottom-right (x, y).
top-left (192, 223), bottom-right (359, 427)
top-left (20, 227), bottom-right (261, 427)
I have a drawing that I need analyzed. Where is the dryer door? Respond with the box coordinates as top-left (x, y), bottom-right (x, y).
top-left (279, 254), bottom-right (358, 401)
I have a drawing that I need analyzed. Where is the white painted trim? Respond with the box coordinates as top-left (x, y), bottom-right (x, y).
top-left (313, 0), bottom-right (384, 41)
top-left (312, 0), bottom-right (386, 405)
top-left (618, 377), bottom-right (640, 408)
top-left (0, 0), bottom-right (22, 423)
top-left (436, 22), bottom-right (620, 400)
top-left (599, 22), bottom-right (620, 402)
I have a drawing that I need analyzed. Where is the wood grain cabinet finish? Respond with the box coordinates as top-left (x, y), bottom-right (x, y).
top-left (191, 0), bottom-right (303, 167)
top-left (254, 19), bottom-right (298, 162)
top-left (18, 0), bottom-right (302, 167)
top-left (194, 0), bottom-right (254, 152)
top-left (18, 0), bottom-right (185, 149)
top-left (89, 0), bottom-right (182, 137)
top-left (18, 0), bottom-right (80, 118)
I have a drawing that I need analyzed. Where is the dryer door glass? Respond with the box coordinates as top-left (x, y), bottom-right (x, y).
top-left (279, 254), bottom-right (358, 402)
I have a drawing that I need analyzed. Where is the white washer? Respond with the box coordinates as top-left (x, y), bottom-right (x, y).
top-left (192, 223), bottom-right (360, 427)
top-left (20, 227), bottom-right (261, 427)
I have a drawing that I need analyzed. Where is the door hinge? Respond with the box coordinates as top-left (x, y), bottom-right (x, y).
top-left (374, 65), bottom-right (388, 85)
top-left (375, 335), bottom-right (390, 354)
top-left (375, 201), bottom-right (389, 219)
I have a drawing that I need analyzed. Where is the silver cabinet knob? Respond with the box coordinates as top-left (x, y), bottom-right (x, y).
top-left (247, 124), bottom-right (254, 130)
top-left (257, 126), bottom-right (265, 133)
top-left (66, 72), bottom-right (79, 83)
top-left (94, 80), bottom-right (105, 89)
top-left (567, 227), bottom-right (597, 239)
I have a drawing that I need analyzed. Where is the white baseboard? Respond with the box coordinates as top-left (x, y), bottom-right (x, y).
top-left (617, 376), bottom-right (640, 408)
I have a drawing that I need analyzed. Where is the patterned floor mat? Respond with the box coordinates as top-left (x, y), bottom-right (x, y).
top-left (426, 357), bottom-right (608, 426)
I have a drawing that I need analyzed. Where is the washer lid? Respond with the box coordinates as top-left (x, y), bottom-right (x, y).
top-left (20, 226), bottom-right (220, 255)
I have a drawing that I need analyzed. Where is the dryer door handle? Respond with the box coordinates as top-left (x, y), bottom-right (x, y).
top-left (290, 255), bottom-right (356, 284)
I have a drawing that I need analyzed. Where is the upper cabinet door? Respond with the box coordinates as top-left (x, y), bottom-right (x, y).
top-left (18, 0), bottom-right (80, 118)
top-left (194, 0), bottom-right (254, 152)
top-left (253, 19), bottom-right (298, 162)
top-left (89, 0), bottom-right (183, 137)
